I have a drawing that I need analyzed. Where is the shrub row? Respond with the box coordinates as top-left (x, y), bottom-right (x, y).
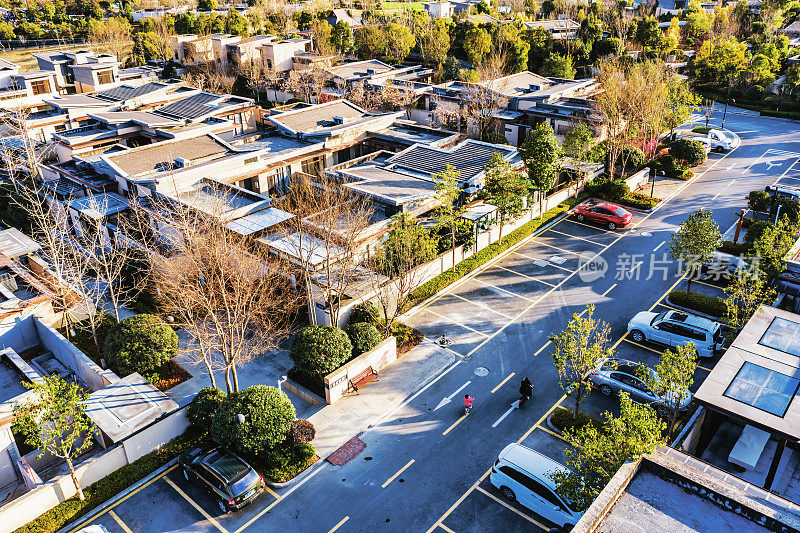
top-left (549, 407), bottom-right (605, 435)
top-left (16, 427), bottom-right (206, 533)
top-left (718, 240), bottom-right (751, 257)
top-left (406, 201), bottom-right (575, 308)
top-left (251, 442), bottom-right (317, 483)
top-left (620, 191), bottom-right (660, 210)
top-left (668, 290), bottom-right (727, 318)
top-left (692, 126), bottom-right (712, 134)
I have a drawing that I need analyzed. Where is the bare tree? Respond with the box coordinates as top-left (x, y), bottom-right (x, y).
top-left (286, 66), bottom-right (328, 103)
top-left (182, 63), bottom-right (237, 94)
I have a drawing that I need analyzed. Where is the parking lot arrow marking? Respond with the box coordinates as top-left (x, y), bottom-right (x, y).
top-left (435, 381), bottom-right (471, 411)
top-left (492, 402), bottom-right (519, 428)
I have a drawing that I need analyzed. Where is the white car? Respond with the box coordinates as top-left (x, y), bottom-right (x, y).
top-left (490, 443), bottom-right (583, 530)
top-left (677, 129), bottom-right (734, 152)
top-left (627, 310), bottom-right (724, 358)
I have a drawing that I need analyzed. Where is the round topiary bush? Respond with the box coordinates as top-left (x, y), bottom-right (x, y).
top-left (289, 325), bottom-right (352, 380)
top-left (591, 179), bottom-right (630, 201)
top-left (288, 419), bottom-right (316, 446)
top-left (346, 322), bottom-right (382, 356)
top-left (210, 385), bottom-right (296, 454)
top-left (670, 139), bottom-right (707, 166)
top-left (347, 301), bottom-right (379, 328)
top-left (104, 314), bottom-right (178, 377)
top-left (187, 387), bottom-right (226, 427)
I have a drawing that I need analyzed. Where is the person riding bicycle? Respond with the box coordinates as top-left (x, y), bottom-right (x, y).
top-left (464, 394), bottom-right (474, 413)
top-left (519, 377), bottom-right (533, 406)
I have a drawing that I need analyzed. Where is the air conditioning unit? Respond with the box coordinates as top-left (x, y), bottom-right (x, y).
top-left (332, 115), bottom-right (346, 125)
top-left (529, 84), bottom-right (540, 92)
top-left (173, 157), bottom-right (191, 168)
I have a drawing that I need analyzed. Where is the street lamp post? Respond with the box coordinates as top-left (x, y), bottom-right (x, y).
top-left (278, 375), bottom-right (287, 395)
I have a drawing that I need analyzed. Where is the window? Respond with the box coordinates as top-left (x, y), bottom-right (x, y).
top-left (618, 374), bottom-right (648, 392)
top-left (759, 317), bottom-right (800, 356)
top-left (724, 362), bottom-right (800, 416)
top-left (30, 79), bottom-right (50, 95)
top-left (655, 322), bottom-right (678, 333)
top-left (302, 155), bottom-right (325, 176)
top-left (96, 70), bottom-right (114, 85)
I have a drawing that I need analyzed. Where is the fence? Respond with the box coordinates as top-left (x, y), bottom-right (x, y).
top-left (0, 405), bottom-right (190, 532)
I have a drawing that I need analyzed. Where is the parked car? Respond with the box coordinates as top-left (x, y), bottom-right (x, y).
top-left (574, 202), bottom-right (633, 230)
top-left (589, 358), bottom-right (692, 416)
top-left (180, 445), bottom-right (265, 513)
top-left (490, 443), bottom-right (583, 530)
top-left (677, 129), bottom-right (734, 152)
top-left (765, 185), bottom-right (800, 202)
top-left (701, 251), bottom-right (748, 279)
top-left (627, 310), bottom-right (724, 358)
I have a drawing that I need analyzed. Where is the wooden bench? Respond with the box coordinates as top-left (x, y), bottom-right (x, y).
top-left (349, 366), bottom-right (378, 393)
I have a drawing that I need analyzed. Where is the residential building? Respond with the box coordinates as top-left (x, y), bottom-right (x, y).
top-left (326, 9), bottom-right (362, 28)
top-left (226, 35), bottom-right (276, 70)
top-left (777, 21), bottom-right (800, 46)
top-left (260, 38), bottom-right (312, 73)
top-left (321, 60), bottom-right (433, 100)
top-left (523, 18), bottom-right (581, 40)
top-left (422, 1), bottom-right (455, 18)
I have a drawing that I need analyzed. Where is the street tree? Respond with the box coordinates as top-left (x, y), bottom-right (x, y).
top-left (562, 123), bottom-right (595, 195)
top-left (483, 153), bottom-right (527, 242)
top-left (638, 344), bottom-right (697, 439)
top-left (418, 17), bottom-right (450, 67)
top-left (519, 122), bottom-right (562, 215)
top-left (550, 392), bottom-right (665, 510)
top-left (725, 271), bottom-right (776, 330)
top-left (752, 218), bottom-right (796, 280)
top-left (332, 21), bottom-right (352, 53)
top-left (13, 375), bottom-right (98, 501)
top-left (668, 209), bottom-right (721, 293)
top-left (551, 305), bottom-right (613, 420)
top-left (432, 165), bottom-right (469, 271)
top-left (311, 19), bottom-right (335, 56)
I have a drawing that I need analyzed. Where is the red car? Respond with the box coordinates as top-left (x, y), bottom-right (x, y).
top-left (574, 202), bottom-right (632, 230)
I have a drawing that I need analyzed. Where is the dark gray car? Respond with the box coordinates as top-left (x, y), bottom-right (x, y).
top-left (588, 359), bottom-right (692, 415)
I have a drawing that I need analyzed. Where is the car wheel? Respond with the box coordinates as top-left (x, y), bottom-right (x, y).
top-left (715, 146), bottom-right (724, 153)
top-left (608, 221), bottom-right (617, 230)
top-left (182, 467), bottom-right (190, 481)
top-left (576, 213), bottom-right (585, 222)
top-left (217, 499), bottom-right (228, 514)
top-left (630, 330), bottom-right (645, 343)
top-left (500, 486), bottom-right (516, 501)
top-left (600, 384), bottom-right (613, 396)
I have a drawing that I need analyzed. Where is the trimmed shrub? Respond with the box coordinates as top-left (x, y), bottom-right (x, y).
top-left (210, 385), bottom-right (295, 455)
top-left (104, 314), bottom-right (178, 377)
top-left (346, 322), bottom-right (382, 356)
top-left (744, 219), bottom-right (773, 248)
top-left (747, 190), bottom-right (772, 213)
top-left (290, 325), bottom-right (352, 380)
top-left (621, 145), bottom-right (646, 171)
top-left (549, 407), bottom-right (605, 434)
top-left (187, 387), bottom-right (226, 427)
top-left (620, 191), bottom-right (660, 210)
top-left (670, 138), bottom-right (707, 166)
top-left (347, 301), bottom-right (379, 328)
top-left (692, 126), bottom-right (711, 134)
top-left (718, 240), bottom-right (751, 257)
top-left (257, 442), bottom-right (317, 482)
top-left (669, 290), bottom-right (727, 318)
top-left (589, 179), bottom-right (630, 201)
top-left (288, 419), bottom-right (316, 445)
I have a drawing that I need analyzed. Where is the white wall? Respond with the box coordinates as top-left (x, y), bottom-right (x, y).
top-left (323, 337), bottom-right (397, 404)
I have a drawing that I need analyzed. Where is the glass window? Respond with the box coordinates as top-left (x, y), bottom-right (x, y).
top-left (759, 317), bottom-right (800, 356)
top-left (724, 362), bottom-right (800, 416)
top-left (96, 70), bottom-right (114, 85)
top-left (30, 79), bottom-right (50, 95)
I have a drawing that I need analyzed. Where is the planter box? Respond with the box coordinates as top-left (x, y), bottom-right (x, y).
top-left (323, 337), bottom-right (397, 404)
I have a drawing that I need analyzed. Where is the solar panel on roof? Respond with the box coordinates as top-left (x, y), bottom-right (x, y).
top-left (95, 82), bottom-right (163, 102)
top-left (724, 362), bottom-right (800, 417)
top-left (390, 142), bottom-right (506, 181)
top-left (157, 93), bottom-right (220, 119)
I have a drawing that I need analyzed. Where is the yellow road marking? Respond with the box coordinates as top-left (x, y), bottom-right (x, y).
top-left (442, 414), bottom-right (468, 436)
top-left (698, 365), bottom-right (713, 372)
top-left (535, 425), bottom-right (567, 442)
top-left (382, 459), bottom-right (415, 488)
top-left (328, 516), bottom-right (349, 533)
top-left (558, 217), bottom-right (614, 233)
top-left (602, 283), bottom-right (617, 297)
top-left (692, 279), bottom-right (725, 290)
top-left (262, 484), bottom-right (280, 500)
top-left (439, 524), bottom-right (457, 533)
top-left (67, 464), bottom-right (179, 533)
top-left (653, 240), bottom-right (666, 252)
top-left (163, 476), bottom-right (229, 533)
top-left (653, 302), bottom-right (682, 312)
top-left (451, 293), bottom-right (514, 319)
top-left (546, 228), bottom-right (604, 246)
top-left (533, 340), bottom-right (552, 357)
top-left (425, 469), bottom-right (493, 533)
top-left (518, 394), bottom-right (567, 444)
top-left (424, 308), bottom-right (490, 337)
top-left (108, 510), bottom-right (133, 533)
top-left (233, 498), bottom-right (282, 533)
top-left (474, 486), bottom-right (548, 530)
top-left (472, 277), bottom-right (535, 302)
top-left (496, 264), bottom-right (556, 287)
top-left (624, 338), bottom-right (664, 355)
top-left (491, 372), bottom-right (515, 393)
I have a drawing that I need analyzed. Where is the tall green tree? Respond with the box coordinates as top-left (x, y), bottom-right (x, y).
top-left (332, 21), bottom-right (352, 53)
top-left (752, 217), bottom-right (796, 280)
top-left (551, 305), bottom-right (613, 420)
top-left (13, 375), bottom-right (98, 501)
top-left (519, 122), bottom-right (563, 215)
top-left (550, 392), bottom-right (665, 510)
top-left (433, 165), bottom-right (469, 271)
top-left (638, 344), bottom-right (697, 439)
top-left (385, 22), bottom-right (416, 62)
top-left (464, 27), bottom-right (492, 66)
top-left (562, 123), bottom-right (595, 193)
top-left (724, 271), bottom-right (776, 330)
top-left (482, 153), bottom-right (527, 242)
top-left (668, 209), bottom-right (721, 293)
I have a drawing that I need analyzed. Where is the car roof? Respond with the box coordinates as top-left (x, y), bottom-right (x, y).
top-left (498, 443), bottom-right (566, 490)
top-left (664, 310), bottom-right (717, 330)
top-left (204, 449), bottom-right (251, 482)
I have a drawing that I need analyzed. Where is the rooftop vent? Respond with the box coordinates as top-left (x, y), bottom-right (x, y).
top-left (173, 157), bottom-right (191, 168)
top-left (332, 115), bottom-right (346, 125)
top-left (529, 84), bottom-right (541, 92)
top-left (366, 68), bottom-right (375, 75)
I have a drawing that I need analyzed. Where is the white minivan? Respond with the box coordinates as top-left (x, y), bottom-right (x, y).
top-left (490, 443), bottom-right (583, 530)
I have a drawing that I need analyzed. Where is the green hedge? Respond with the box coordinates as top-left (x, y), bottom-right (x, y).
top-left (549, 407), bottom-right (605, 435)
top-left (621, 191), bottom-right (660, 209)
top-left (249, 442), bottom-right (317, 483)
top-left (15, 427), bottom-right (206, 533)
top-left (718, 240), bottom-right (750, 257)
top-left (692, 126), bottom-right (712, 134)
top-left (406, 202), bottom-right (575, 308)
top-left (669, 290), bottom-right (727, 318)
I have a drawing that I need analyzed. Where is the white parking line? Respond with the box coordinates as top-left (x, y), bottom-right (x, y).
top-left (472, 277), bottom-right (536, 302)
top-left (424, 308), bottom-right (490, 337)
top-left (451, 293), bottom-right (514, 320)
top-left (163, 477), bottom-right (229, 533)
top-left (495, 264), bottom-right (557, 287)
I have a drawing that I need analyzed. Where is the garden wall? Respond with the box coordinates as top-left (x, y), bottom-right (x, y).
top-left (323, 337), bottom-right (397, 404)
top-left (624, 167), bottom-right (651, 193)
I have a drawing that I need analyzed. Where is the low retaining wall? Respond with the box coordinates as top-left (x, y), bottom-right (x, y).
top-left (624, 167), bottom-right (651, 192)
top-left (0, 406), bottom-right (190, 531)
top-left (323, 337), bottom-right (397, 404)
top-left (283, 379), bottom-right (325, 405)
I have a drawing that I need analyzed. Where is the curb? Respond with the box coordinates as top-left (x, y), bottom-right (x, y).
top-left (664, 294), bottom-right (725, 322)
top-left (58, 458), bottom-right (180, 533)
top-left (264, 456), bottom-right (321, 489)
top-left (545, 413), bottom-right (564, 436)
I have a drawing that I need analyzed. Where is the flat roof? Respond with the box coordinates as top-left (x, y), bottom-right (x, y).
top-left (386, 139), bottom-right (518, 182)
top-left (0, 228), bottom-right (40, 259)
top-left (695, 306), bottom-right (800, 441)
top-left (259, 231), bottom-right (344, 269)
top-left (268, 100), bottom-right (371, 134)
top-left (225, 207), bottom-right (294, 236)
top-left (326, 59), bottom-right (395, 79)
top-left (342, 165), bottom-right (436, 205)
top-left (105, 134), bottom-right (230, 176)
top-left (67, 193), bottom-right (129, 220)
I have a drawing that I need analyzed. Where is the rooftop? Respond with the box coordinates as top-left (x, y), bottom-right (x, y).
top-left (67, 193), bottom-right (129, 220)
top-left (104, 134), bottom-right (230, 176)
top-left (225, 207), bottom-right (295, 236)
top-left (0, 228), bottom-right (40, 259)
top-left (326, 59), bottom-right (395, 80)
top-left (386, 139), bottom-right (518, 182)
top-left (155, 92), bottom-right (252, 121)
top-left (267, 100), bottom-right (372, 135)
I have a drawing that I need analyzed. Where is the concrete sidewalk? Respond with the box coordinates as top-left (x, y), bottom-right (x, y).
top-left (307, 340), bottom-right (457, 459)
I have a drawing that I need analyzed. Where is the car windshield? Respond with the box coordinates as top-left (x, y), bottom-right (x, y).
top-left (229, 469), bottom-right (261, 496)
top-left (651, 312), bottom-right (666, 325)
top-left (612, 206), bottom-right (627, 216)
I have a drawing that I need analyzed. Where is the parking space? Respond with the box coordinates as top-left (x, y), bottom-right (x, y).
top-left (72, 466), bottom-right (281, 533)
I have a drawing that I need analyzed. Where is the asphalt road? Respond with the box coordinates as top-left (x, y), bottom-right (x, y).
top-left (68, 109), bottom-right (800, 533)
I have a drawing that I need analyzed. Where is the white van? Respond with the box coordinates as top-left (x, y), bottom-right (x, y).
top-left (489, 443), bottom-right (583, 530)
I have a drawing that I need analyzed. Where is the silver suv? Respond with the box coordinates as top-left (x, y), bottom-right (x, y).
top-left (627, 310), bottom-right (723, 358)
top-left (588, 359), bottom-right (692, 415)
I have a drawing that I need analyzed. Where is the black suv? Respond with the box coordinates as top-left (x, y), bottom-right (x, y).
top-left (179, 445), bottom-right (265, 513)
